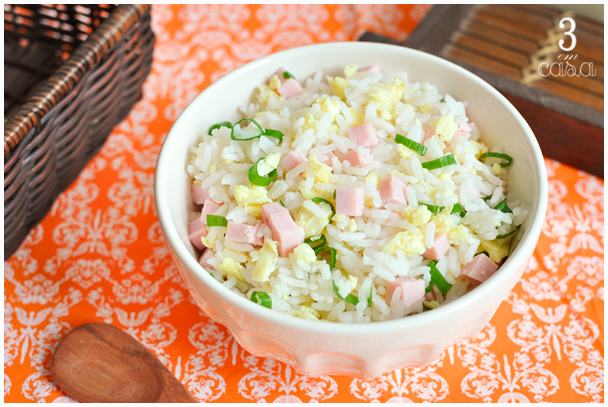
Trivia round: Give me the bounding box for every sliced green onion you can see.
[206,215,228,227]
[314,246,336,270]
[421,154,457,170]
[419,202,443,215]
[427,260,453,295]
[493,199,513,214]
[479,152,513,167]
[496,225,521,240]
[209,272,215,278]
[282,71,295,79]
[251,291,272,309]
[249,157,278,186]
[333,189,337,200]
[440,97,446,103]
[304,234,327,249]
[311,197,335,221]
[482,196,492,202]
[332,281,359,305]
[367,287,373,307]
[474,251,489,257]
[451,203,466,217]
[279,199,286,207]
[395,134,427,156]
[230,117,284,143]
[208,121,232,135]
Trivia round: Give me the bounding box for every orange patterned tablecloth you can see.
[4,4,604,403]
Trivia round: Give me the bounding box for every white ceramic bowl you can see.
[155,42,548,380]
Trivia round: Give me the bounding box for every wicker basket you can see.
[4,4,155,260]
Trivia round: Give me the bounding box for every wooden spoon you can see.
[50,322,198,403]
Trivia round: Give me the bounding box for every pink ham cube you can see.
[453,123,471,139]
[385,278,425,308]
[262,203,302,257]
[422,129,434,144]
[191,184,210,205]
[262,202,284,225]
[423,233,449,260]
[378,176,407,205]
[424,291,436,302]
[348,123,378,147]
[281,151,308,172]
[321,151,336,166]
[274,67,286,80]
[358,65,381,74]
[200,198,223,225]
[225,221,264,246]
[188,218,207,251]
[461,253,499,285]
[199,249,214,269]
[335,187,364,216]
[277,78,303,99]
[342,149,372,167]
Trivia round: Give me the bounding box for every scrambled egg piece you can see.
[397,144,414,159]
[288,306,320,321]
[301,113,318,131]
[269,75,281,90]
[364,171,379,188]
[492,163,502,175]
[468,140,489,159]
[257,152,281,177]
[447,225,470,243]
[293,243,316,263]
[434,114,459,142]
[256,84,284,106]
[348,275,358,290]
[346,219,357,233]
[368,77,406,121]
[480,238,510,263]
[327,76,349,100]
[419,103,433,113]
[383,228,426,256]
[252,238,278,282]
[349,106,365,127]
[234,184,272,218]
[431,210,455,234]
[403,205,432,226]
[219,257,246,283]
[438,171,453,182]
[423,300,439,309]
[299,186,315,200]
[308,154,332,183]
[296,203,332,239]
[333,214,347,223]
[344,65,358,78]
[314,96,340,123]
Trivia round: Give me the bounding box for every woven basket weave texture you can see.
[4,4,155,260]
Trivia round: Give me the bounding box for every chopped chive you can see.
[314,245,336,270]
[249,157,278,186]
[474,251,489,257]
[419,202,443,215]
[496,225,521,239]
[206,215,228,227]
[332,281,359,305]
[231,117,284,143]
[451,203,466,217]
[479,152,513,167]
[304,234,327,249]
[311,197,335,221]
[251,291,272,309]
[421,154,457,170]
[282,71,295,79]
[279,199,286,207]
[493,199,513,214]
[440,97,446,103]
[208,121,232,135]
[427,260,453,295]
[395,133,427,156]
